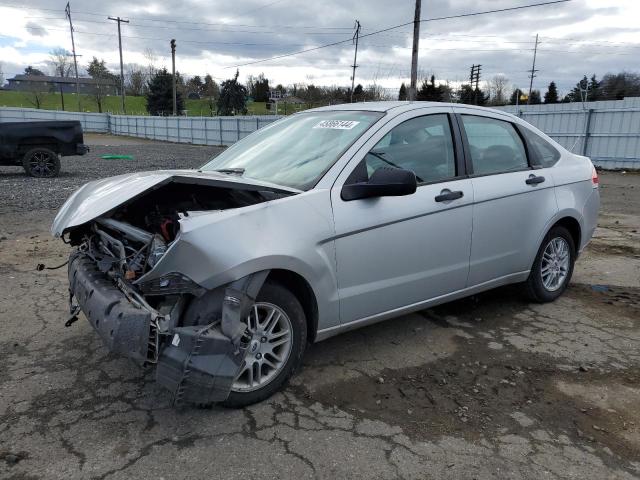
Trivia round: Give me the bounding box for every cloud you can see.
[2,0,639,95]
[25,22,46,37]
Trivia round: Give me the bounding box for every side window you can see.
[462,115,528,175]
[347,114,456,185]
[520,127,560,168]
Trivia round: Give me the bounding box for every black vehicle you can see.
[0,121,89,178]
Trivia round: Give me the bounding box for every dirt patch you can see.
[587,241,640,258]
[303,334,640,463]
[571,284,640,316]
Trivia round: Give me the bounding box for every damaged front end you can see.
[58,172,297,405]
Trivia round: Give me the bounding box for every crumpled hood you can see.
[51,169,300,237]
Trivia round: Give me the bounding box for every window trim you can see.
[455,113,535,178]
[344,112,466,189]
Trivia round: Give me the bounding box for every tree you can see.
[588,74,601,101]
[186,75,204,97]
[0,62,4,87]
[459,84,487,105]
[398,83,407,101]
[86,57,117,113]
[143,48,157,79]
[352,84,364,102]
[24,66,45,76]
[489,74,509,105]
[417,75,443,102]
[600,72,640,100]
[48,48,73,77]
[203,74,220,115]
[543,81,559,104]
[125,64,146,96]
[529,89,542,105]
[564,75,589,103]
[146,68,184,115]
[509,88,525,105]
[217,70,247,115]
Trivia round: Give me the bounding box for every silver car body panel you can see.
[53,101,600,345]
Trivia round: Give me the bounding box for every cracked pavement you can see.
[1,138,639,479]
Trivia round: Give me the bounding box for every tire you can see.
[524,225,576,303]
[22,148,61,178]
[222,281,307,408]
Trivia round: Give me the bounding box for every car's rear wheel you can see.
[524,225,576,302]
[222,281,307,408]
[23,147,61,178]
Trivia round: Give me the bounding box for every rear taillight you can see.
[591,166,599,188]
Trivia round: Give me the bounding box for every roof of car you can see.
[308,101,517,119]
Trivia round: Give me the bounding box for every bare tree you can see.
[0,61,4,87]
[24,82,47,109]
[489,74,510,106]
[49,48,73,77]
[125,64,146,96]
[143,48,157,79]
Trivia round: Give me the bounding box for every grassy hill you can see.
[0,90,303,116]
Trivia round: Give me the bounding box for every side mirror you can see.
[341,166,417,201]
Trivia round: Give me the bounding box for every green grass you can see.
[0,90,309,116]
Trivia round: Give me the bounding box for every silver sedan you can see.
[52,102,600,407]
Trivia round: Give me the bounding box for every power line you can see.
[350,20,361,103]
[225,0,573,68]
[108,15,129,113]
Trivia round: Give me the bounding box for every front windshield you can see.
[201,111,384,190]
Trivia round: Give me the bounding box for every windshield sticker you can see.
[313,120,360,130]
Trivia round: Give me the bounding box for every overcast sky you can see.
[1,0,638,96]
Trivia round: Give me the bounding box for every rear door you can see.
[455,109,558,286]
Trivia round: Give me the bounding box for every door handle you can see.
[435,190,464,202]
[526,175,545,185]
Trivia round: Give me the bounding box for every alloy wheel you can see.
[541,237,570,292]
[28,151,56,177]
[231,302,293,393]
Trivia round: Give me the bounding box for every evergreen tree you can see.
[352,84,364,102]
[509,88,524,105]
[459,84,487,105]
[529,90,542,105]
[398,83,407,100]
[217,70,247,115]
[565,75,589,102]
[588,74,601,101]
[543,81,559,104]
[186,75,204,97]
[417,75,443,102]
[146,68,184,115]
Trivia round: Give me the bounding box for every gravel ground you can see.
[1,137,640,479]
[0,134,224,213]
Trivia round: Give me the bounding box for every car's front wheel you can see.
[222,281,307,408]
[524,225,576,302]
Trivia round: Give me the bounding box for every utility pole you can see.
[469,64,482,105]
[108,16,129,114]
[408,0,422,101]
[64,2,80,110]
[527,33,539,105]
[349,20,361,103]
[170,39,177,116]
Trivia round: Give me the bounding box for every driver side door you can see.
[331,110,474,325]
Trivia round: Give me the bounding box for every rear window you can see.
[521,127,560,168]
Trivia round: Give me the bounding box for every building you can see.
[5,75,119,95]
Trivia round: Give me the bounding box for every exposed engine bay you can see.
[62,177,293,406]
[68,181,284,282]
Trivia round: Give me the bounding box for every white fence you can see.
[0,107,282,146]
[2,100,640,168]
[497,97,640,169]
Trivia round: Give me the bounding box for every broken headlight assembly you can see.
[138,272,205,296]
